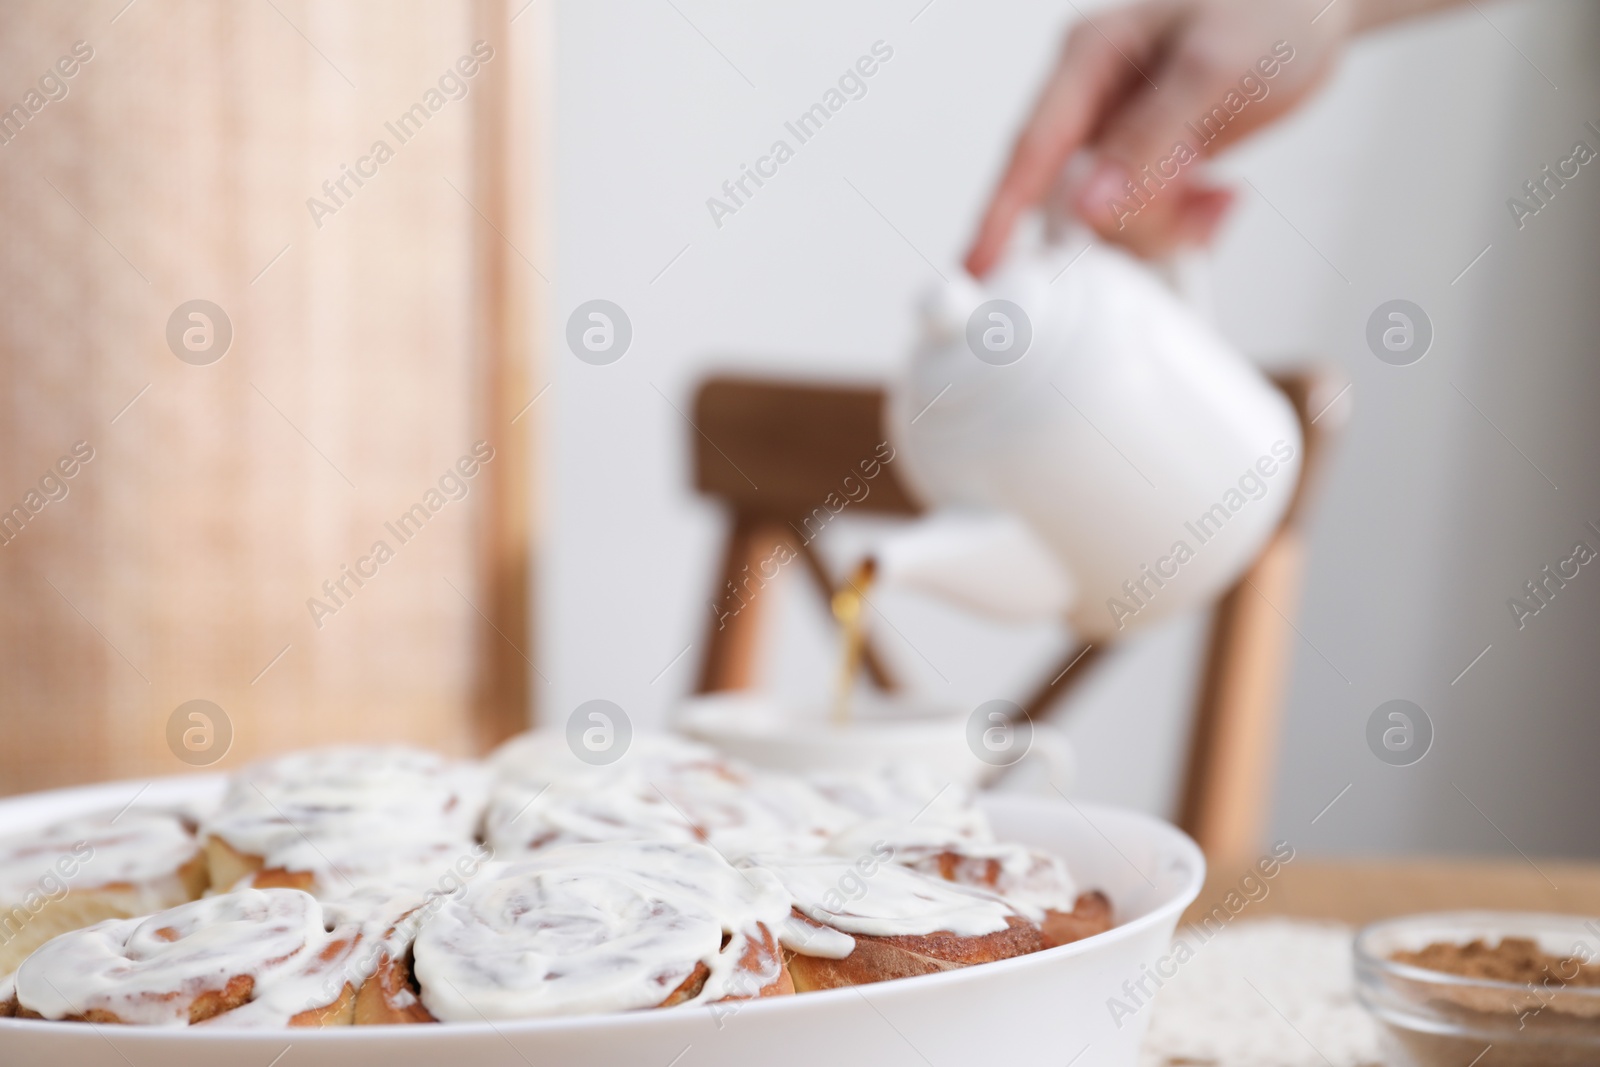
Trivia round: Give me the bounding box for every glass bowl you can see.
[1355,911,1600,1067]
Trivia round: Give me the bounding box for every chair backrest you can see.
[691,378,921,520]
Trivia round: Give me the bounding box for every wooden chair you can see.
[690,371,1339,864]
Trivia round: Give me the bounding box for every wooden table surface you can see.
[1183,856,1600,927]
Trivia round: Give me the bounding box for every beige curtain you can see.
[0,0,542,793]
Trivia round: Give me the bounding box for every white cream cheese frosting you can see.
[14,888,354,1026]
[202,745,489,892]
[489,730,719,789]
[746,852,1023,951]
[900,844,1079,920]
[0,809,200,909]
[810,764,993,857]
[413,841,791,1020]
[486,761,857,862]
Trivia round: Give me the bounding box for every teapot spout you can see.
[868,510,1075,623]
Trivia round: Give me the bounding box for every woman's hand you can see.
[964,0,1357,272]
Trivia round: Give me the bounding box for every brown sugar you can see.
[1392,938,1600,988]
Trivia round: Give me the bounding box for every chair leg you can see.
[1177,530,1305,863]
[1018,643,1103,723]
[1177,369,1333,863]
[696,516,783,693]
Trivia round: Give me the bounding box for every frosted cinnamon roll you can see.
[484,773,685,856]
[813,768,1001,881]
[487,761,854,862]
[312,841,495,1025]
[0,809,207,980]
[901,845,1111,948]
[12,888,361,1027]
[809,764,992,851]
[217,836,479,902]
[488,730,857,860]
[484,733,721,854]
[489,730,720,789]
[812,766,1113,948]
[315,888,437,1025]
[412,841,792,1020]
[202,746,488,893]
[748,852,1044,991]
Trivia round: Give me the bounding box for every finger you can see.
[964,6,1175,278]
[1067,36,1242,243]
[1079,178,1234,259]
[964,31,1122,277]
[1170,184,1234,246]
[1096,45,1240,179]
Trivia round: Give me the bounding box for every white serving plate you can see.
[0,774,1203,1067]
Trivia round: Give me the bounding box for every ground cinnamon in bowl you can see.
[1355,915,1600,1067]
[1392,938,1600,990]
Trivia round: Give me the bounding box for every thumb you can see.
[1071,50,1237,238]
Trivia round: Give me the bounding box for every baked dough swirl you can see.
[12,888,358,1026]
[748,852,1045,991]
[0,809,208,980]
[202,746,488,894]
[413,841,792,1020]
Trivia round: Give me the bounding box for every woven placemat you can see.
[1137,918,1389,1067]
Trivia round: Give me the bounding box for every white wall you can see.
[544,0,1600,856]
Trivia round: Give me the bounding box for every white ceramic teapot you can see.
[884,224,1302,640]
